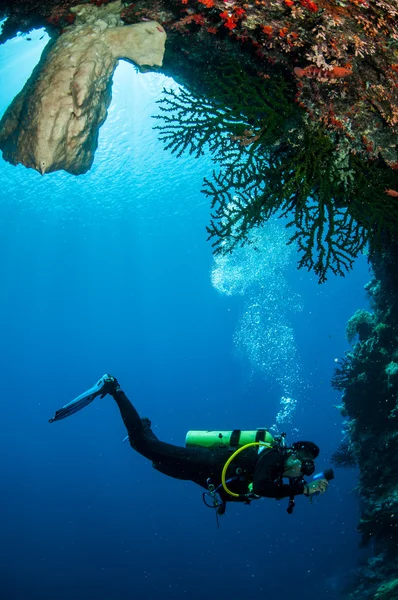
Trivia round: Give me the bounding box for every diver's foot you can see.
[99,374,121,397]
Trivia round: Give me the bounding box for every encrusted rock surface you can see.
[0,1,166,174]
[332,244,398,600]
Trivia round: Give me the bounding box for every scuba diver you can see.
[49,374,331,523]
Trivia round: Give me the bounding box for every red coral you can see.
[261,25,273,36]
[198,0,215,7]
[234,7,246,17]
[192,14,205,24]
[224,18,237,29]
[299,0,319,11]
[46,6,75,28]
[220,11,238,29]
[64,13,75,25]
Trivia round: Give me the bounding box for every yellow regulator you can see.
[185,428,274,449]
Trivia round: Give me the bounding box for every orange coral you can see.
[198,0,215,7]
[261,25,273,35]
[172,14,205,28]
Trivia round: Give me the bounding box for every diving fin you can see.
[49,374,112,423]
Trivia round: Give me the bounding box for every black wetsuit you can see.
[112,388,306,504]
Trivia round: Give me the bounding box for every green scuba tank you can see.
[185,429,274,449]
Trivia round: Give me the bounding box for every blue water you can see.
[0,30,371,600]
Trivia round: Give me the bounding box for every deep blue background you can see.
[0,29,371,600]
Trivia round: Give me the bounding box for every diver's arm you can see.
[252,452,305,498]
[253,477,305,499]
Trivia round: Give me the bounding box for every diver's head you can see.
[283,441,320,478]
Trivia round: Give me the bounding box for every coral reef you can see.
[374,579,398,600]
[120,0,398,167]
[346,309,375,345]
[1,0,397,167]
[332,243,398,599]
[0,1,166,174]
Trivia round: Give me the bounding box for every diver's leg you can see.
[110,387,146,440]
[110,385,218,481]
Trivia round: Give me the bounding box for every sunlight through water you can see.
[0,32,211,224]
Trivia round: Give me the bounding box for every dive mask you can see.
[300,459,315,476]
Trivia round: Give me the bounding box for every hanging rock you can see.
[0,0,166,175]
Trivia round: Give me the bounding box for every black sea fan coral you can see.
[154,61,398,283]
[331,355,354,391]
[331,438,357,469]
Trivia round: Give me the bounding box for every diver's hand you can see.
[304,479,329,496]
[99,374,120,397]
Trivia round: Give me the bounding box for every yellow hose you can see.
[221,441,273,498]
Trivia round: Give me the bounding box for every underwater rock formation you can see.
[332,244,398,599]
[0,1,166,175]
[0,0,397,281]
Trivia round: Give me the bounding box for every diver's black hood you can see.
[291,441,320,459]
